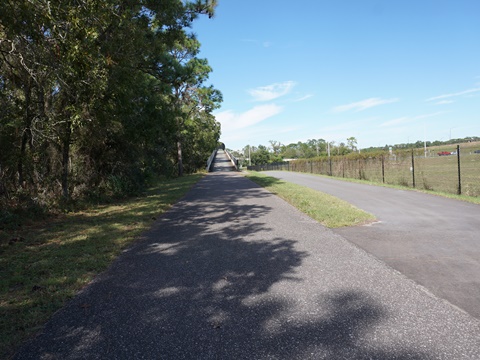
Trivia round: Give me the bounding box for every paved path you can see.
[212,149,236,172]
[263,171,480,319]
[15,171,480,359]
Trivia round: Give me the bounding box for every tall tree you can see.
[347,136,358,152]
[168,35,221,176]
[0,0,221,208]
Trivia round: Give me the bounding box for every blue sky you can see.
[192,1,480,151]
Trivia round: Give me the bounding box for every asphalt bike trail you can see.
[14,171,480,359]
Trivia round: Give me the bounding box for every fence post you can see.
[310,161,313,173]
[329,158,333,176]
[411,149,415,188]
[381,155,385,183]
[457,145,461,195]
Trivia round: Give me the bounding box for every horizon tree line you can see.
[230,136,479,166]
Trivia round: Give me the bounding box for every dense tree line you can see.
[0,0,221,214]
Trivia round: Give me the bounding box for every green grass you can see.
[0,173,203,359]
[245,172,375,228]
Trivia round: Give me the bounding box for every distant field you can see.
[428,140,480,153]
[258,142,480,197]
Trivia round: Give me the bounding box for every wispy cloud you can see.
[215,104,283,132]
[293,94,314,102]
[380,117,409,127]
[220,125,301,148]
[426,88,480,102]
[248,81,296,102]
[332,97,399,113]
[380,112,444,127]
[435,100,454,105]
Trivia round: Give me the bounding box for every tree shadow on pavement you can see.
[14,173,432,359]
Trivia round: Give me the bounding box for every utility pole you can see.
[248,145,251,166]
[424,124,427,158]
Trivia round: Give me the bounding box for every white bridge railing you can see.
[225,149,239,171]
[206,149,218,172]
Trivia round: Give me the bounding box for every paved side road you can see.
[263,171,480,320]
[15,172,480,359]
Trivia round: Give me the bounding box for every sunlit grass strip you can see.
[0,173,204,359]
[245,172,375,228]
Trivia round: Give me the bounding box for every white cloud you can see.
[426,88,480,102]
[293,94,314,102]
[332,97,399,113]
[380,117,409,127]
[215,104,283,132]
[435,100,454,105]
[222,125,301,147]
[248,81,296,102]
[380,112,444,127]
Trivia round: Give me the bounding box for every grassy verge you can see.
[0,173,203,359]
[245,172,375,228]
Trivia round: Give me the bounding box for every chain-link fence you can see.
[247,145,480,197]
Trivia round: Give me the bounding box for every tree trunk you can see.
[177,137,183,177]
[18,83,32,187]
[61,120,72,200]
[18,130,28,187]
